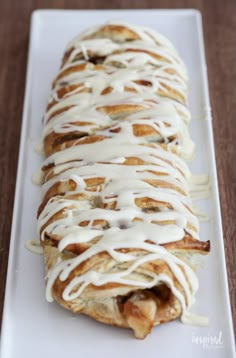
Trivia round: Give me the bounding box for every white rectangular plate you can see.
[0,9,235,358]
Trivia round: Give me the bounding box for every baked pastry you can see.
[36,21,210,339]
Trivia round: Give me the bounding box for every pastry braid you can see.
[35,21,210,339]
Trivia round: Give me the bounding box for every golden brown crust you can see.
[81,24,141,43]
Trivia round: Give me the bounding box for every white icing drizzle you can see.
[35,21,210,329]
[53,65,187,100]
[55,62,186,87]
[45,223,198,307]
[189,174,211,200]
[34,139,45,155]
[66,39,120,63]
[43,101,193,159]
[73,20,177,50]
[32,170,44,185]
[42,137,191,176]
[25,239,43,255]
[106,41,186,75]
[67,20,187,72]
[38,204,199,241]
[181,311,209,326]
[44,92,190,126]
[193,209,209,222]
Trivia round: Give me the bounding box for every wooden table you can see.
[0,0,235,336]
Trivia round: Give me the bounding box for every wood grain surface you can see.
[0,0,235,337]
